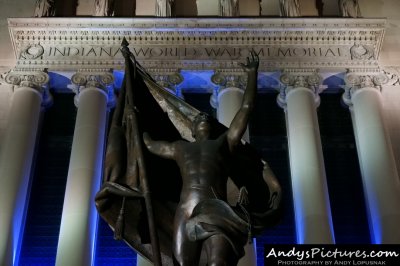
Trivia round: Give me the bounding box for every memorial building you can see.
[0,0,400,265]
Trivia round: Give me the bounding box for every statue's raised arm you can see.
[227,51,259,151]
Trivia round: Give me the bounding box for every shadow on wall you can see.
[55,0,78,16]
[115,0,136,17]
[174,0,198,17]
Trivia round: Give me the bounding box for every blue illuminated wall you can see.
[19,93,76,265]
[318,93,370,244]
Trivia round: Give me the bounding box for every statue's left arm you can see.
[143,132,177,160]
[226,52,259,151]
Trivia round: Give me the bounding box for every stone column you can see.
[55,72,114,266]
[342,73,400,243]
[211,72,256,266]
[0,71,51,265]
[277,72,335,244]
[211,73,249,141]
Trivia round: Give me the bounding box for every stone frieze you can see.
[8,17,386,72]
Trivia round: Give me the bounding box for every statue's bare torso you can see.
[144,52,259,266]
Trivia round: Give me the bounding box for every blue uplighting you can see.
[180,70,215,91]
[49,72,73,92]
[323,73,345,92]
[113,70,125,89]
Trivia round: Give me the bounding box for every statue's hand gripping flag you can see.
[95,39,281,265]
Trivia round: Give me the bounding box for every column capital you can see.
[210,71,247,108]
[4,69,53,107]
[5,69,49,89]
[154,72,184,98]
[277,72,323,108]
[211,71,247,89]
[342,73,388,106]
[70,70,115,107]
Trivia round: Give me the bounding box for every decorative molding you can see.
[211,72,227,87]
[211,72,247,89]
[154,72,184,96]
[8,17,386,72]
[4,70,49,89]
[0,70,12,85]
[70,71,115,107]
[350,44,375,60]
[210,71,247,108]
[9,17,386,30]
[280,71,322,88]
[344,73,388,88]
[277,72,323,108]
[71,72,114,88]
[342,73,389,106]
[4,69,53,106]
[382,67,400,86]
[20,44,45,60]
[168,72,184,86]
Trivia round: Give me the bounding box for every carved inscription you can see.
[9,18,386,70]
[27,45,349,61]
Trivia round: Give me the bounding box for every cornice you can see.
[8,17,386,29]
[8,17,386,72]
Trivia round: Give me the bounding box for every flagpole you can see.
[121,38,162,266]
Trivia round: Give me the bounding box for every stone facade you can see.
[1,1,400,265]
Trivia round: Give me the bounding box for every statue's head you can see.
[192,112,212,140]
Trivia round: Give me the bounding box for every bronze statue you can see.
[143,52,259,265]
[95,40,281,266]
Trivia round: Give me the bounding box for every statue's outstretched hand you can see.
[239,51,259,73]
[143,132,152,149]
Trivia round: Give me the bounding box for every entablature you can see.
[8,17,385,74]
